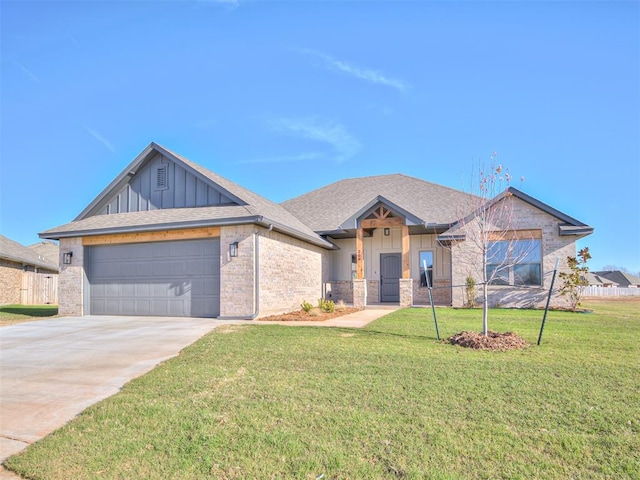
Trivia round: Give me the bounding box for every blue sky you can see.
[1,0,639,273]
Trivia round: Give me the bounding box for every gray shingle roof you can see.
[281,173,477,233]
[0,235,59,271]
[593,270,640,287]
[41,143,332,249]
[28,241,59,265]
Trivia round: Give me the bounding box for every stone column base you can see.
[353,279,367,309]
[399,278,413,308]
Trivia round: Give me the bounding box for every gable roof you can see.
[28,241,59,265]
[593,270,640,287]
[40,143,332,249]
[585,272,619,287]
[0,235,59,271]
[503,188,593,236]
[438,186,594,242]
[281,174,477,233]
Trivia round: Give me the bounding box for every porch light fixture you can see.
[384,228,390,236]
[62,252,73,264]
[229,242,239,258]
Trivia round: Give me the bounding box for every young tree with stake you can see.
[443,154,538,335]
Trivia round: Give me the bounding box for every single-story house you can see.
[585,272,619,288]
[40,142,593,318]
[0,235,59,305]
[592,270,640,288]
[28,241,60,266]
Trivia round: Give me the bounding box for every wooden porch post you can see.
[356,227,364,279]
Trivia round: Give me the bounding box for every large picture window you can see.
[486,238,542,286]
[419,251,434,287]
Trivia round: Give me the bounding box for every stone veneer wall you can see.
[219,225,256,318]
[0,260,23,304]
[450,196,580,308]
[412,279,452,306]
[325,280,354,304]
[399,279,413,307]
[258,229,327,317]
[367,280,380,304]
[219,225,328,318]
[57,237,84,315]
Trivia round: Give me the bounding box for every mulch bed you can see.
[447,330,530,351]
[257,308,362,322]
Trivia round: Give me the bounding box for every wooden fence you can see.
[583,286,640,297]
[20,271,58,305]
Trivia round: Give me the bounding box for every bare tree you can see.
[443,155,538,335]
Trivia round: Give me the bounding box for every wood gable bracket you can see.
[355,203,410,281]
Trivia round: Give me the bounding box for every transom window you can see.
[419,251,434,287]
[486,237,542,286]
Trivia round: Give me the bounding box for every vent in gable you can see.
[155,165,168,190]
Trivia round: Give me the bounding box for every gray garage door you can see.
[88,239,220,317]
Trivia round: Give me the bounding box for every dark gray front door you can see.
[88,238,220,317]
[380,253,401,302]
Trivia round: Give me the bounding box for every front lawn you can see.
[5,300,639,479]
[0,304,58,326]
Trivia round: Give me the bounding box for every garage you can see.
[88,238,220,317]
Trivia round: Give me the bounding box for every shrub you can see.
[559,247,591,311]
[335,300,346,311]
[301,300,313,313]
[318,298,335,313]
[464,276,478,308]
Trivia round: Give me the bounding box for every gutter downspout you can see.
[218,224,273,320]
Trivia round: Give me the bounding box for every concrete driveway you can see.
[0,315,242,464]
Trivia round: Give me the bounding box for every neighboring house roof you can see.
[584,272,619,287]
[281,174,477,234]
[40,143,333,249]
[593,270,640,287]
[0,234,59,271]
[28,241,59,265]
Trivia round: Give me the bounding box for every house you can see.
[28,241,60,266]
[585,272,619,288]
[592,271,640,288]
[0,235,59,305]
[39,143,593,318]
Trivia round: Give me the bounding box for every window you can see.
[486,238,542,286]
[419,251,434,287]
[351,254,357,280]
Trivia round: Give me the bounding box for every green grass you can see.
[5,299,639,479]
[0,304,58,325]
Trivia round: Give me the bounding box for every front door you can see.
[380,253,401,302]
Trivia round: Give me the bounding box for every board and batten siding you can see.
[99,153,236,215]
[328,229,451,282]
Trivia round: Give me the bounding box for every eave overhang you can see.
[338,195,425,230]
[558,224,594,236]
[40,215,335,250]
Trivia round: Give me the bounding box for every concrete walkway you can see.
[255,305,400,328]
[0,306,397,478]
